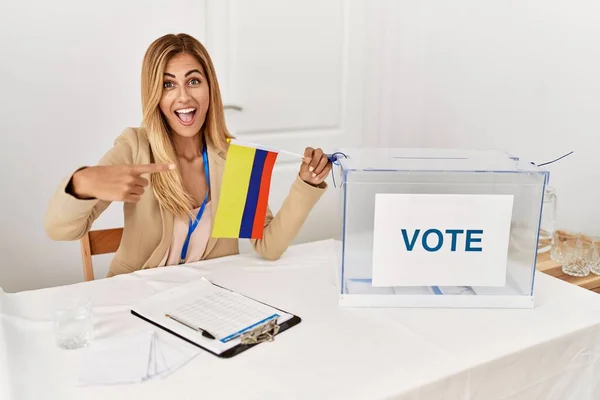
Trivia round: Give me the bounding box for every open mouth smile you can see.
[174,107,197,126]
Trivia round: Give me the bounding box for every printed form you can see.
[131,278,292,354]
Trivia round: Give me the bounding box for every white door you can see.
[205,0,369,246]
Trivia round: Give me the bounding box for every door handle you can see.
[224,104,243,111]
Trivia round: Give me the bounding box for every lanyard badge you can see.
[180,145,210,264]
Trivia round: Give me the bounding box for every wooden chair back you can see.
[80,228,123,281]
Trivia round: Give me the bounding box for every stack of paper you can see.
[77,330,199,386]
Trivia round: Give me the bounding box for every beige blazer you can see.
[44,127,326,277]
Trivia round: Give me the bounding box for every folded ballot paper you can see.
[77,330,200,385]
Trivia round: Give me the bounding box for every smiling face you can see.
[159,52,210,139]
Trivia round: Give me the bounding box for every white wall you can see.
[376,0,600,236]
[0,0,371,293]
[0,0,208,292]
[3,0,598,292]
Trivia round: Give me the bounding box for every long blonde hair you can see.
[141,33,232,217]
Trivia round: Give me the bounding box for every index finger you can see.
[130,163,176,175]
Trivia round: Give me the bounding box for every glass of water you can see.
[53,296,93,349]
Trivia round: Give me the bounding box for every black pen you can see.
[165,314,216,340]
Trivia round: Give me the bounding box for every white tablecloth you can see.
[2,240,600,400]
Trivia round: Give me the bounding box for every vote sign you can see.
[372,193,514,287]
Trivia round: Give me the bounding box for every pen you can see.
[165,314,216,340]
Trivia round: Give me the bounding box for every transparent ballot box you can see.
[333,148,549,308]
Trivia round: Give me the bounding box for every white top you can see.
[159,202,213,267]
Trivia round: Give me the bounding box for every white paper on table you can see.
[345,279,395,295]
[77,330,201,386]
[154,335,200,379]
[438,286,476,295]
[77,331,154,386]
[392,286,435,295]
[153,336,168,377]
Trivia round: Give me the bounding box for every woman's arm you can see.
[250,176,326,260]
[250,147,331,260]
[43,128,140,241]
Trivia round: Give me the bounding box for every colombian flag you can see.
[212,140,278,239]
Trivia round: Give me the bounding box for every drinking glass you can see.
[53,295,93,349]
[561,238,591,277]
[552,230,579,263]
[589,238,600,275]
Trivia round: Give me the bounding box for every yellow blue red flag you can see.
[212,139,278,239]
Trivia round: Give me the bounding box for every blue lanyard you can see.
[179,144,210,264]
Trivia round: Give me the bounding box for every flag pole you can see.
[226,138,306,160]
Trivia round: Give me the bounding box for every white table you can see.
[3,239,600,400]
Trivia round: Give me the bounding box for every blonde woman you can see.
[44,33,331,277]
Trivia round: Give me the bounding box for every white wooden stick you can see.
[227,138,306,160]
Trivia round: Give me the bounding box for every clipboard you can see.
[130,279,302,359]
